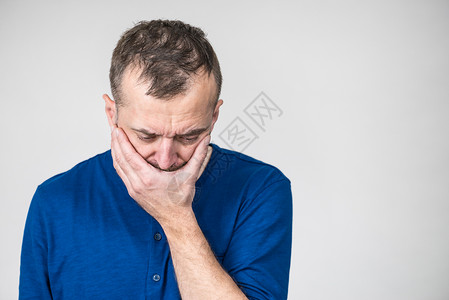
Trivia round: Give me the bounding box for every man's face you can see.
[104,67,222,172]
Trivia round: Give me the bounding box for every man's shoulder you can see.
[209,144,290,184]
[37,150,111,194]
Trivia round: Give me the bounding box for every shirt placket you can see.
[146,217,168,299]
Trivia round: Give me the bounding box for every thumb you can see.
[183,134,211,181]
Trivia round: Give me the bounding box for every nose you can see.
[154,138,177,170]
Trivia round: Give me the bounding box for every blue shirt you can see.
[20,144,292,299]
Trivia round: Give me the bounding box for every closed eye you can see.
[176,135,199,144]
[137,135,157,142]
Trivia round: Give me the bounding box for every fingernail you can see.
[114,127,119,137]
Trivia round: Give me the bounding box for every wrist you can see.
[159,208,199,241]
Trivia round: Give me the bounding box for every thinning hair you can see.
[109,20,222,107]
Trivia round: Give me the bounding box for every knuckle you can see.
[142,176,152,187]
[131,161,142,172]
[128,183,140,197]
[128,189,138,199]
[114,154,123,165]
[123,151,134,163]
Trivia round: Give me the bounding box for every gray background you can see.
[1,0,448,299]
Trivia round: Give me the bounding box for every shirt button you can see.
[154,232,162,241]
[153,274,161,282]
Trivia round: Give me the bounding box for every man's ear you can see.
[209,99,223,133]
[103,94,117,130]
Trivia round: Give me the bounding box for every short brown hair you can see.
[109,20,222,106]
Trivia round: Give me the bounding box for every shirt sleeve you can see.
[19,187,53,299]
[222,177,293,300]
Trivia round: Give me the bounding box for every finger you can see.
[111,127,145,186]
[115,127,149,172]
[182,134,211,180]
[110,126,133,187]
[110,124,119,162]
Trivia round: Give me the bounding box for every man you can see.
[20,20,292,299]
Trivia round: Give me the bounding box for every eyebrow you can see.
[178,127,209,137]
[131,127,209,137]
